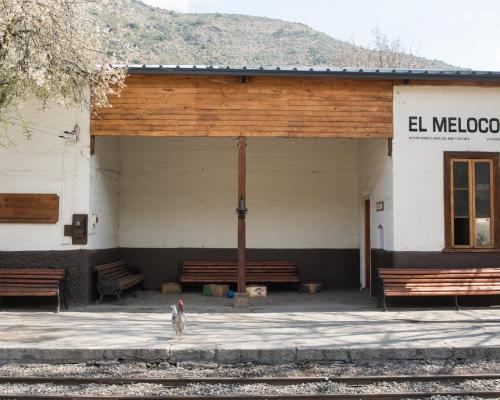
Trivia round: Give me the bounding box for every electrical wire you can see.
[4,119,63,137]
[4,119,72,139]
[4,114,68,133]
[4,113,80,139]
[4,117,64,134]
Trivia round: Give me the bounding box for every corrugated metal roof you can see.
[122,64,500,81]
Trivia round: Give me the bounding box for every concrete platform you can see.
[2,290,500,364]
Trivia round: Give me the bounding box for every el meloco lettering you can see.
[409,116,500,133]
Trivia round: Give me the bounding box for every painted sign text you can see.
[409,116,500,134]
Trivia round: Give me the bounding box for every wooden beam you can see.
[237,136,247,293]
[91,75,394,138]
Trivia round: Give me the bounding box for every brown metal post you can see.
[237,136,247,293]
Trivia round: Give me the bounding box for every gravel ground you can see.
[0,380,498,397]
[0,360,499,398]
[1,359,500,378]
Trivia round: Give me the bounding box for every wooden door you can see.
[364,199,371,289]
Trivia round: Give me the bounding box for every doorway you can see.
[364,199,371,289]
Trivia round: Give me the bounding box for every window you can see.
[444,152,499,250]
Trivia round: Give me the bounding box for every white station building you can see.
[0,66,499,305]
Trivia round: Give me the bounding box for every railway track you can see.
[0,373,499,399]
[2,394,500,400]
[1,373,500,385]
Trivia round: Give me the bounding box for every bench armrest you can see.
[97,277,121,292]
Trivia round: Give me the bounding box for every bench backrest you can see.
[182,261,297,274]
[181,261,298,283]
[379,267,500,281]
[0,268,65,288]
[94,260,129,280]
[379,267,500,295]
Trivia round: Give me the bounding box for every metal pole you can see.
[237,136,247,293]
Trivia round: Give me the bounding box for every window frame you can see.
[444,152,500,251]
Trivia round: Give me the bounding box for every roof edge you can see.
[121,65,500,81]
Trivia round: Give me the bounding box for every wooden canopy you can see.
[91,74,393,139]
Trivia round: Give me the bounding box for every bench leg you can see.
[377,290,388,311]
[56,291,61,313]
[116,292,125,305]
[454,296,461,311]
[130,289,138,298]
[2,298,10,308]
[95,293,104,305]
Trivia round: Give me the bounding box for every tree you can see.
[0,0,126,145]
[337,26,428,69]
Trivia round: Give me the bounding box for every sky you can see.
[140,0,500,70]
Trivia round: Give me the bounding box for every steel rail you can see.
[0,373,500,386]
[1,374,500,400]
[1,391,500,399]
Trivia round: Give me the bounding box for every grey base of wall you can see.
[372,250,500,267]
[3,248,500,306]
[120,248,360,291]
[0,248,359,305]
[0,249,120,306]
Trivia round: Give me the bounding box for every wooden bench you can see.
[180,261,299,285]
[94,260,144,304]
[0,268,66,312]
[378,267,500,311]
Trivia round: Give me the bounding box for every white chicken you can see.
[171,299,187,340]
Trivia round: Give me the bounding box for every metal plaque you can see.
[0,194,59,224]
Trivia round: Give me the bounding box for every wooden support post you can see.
[90,135,96,155]
[234,136,249,307]
[237,136,247,294]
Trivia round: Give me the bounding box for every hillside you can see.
[92,0,452,69]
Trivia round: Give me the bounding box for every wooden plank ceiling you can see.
[91,74,393,138]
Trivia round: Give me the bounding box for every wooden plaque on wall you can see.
[0,194,59,224]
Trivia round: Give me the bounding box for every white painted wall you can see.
[119,137,237,248]
[393,85,500,251]
[6,85,499,258]
[88,137,120,249]
[358,139,394,251]
[118,137,360,249]
[0,100,91,251]
[247,138,359,249]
